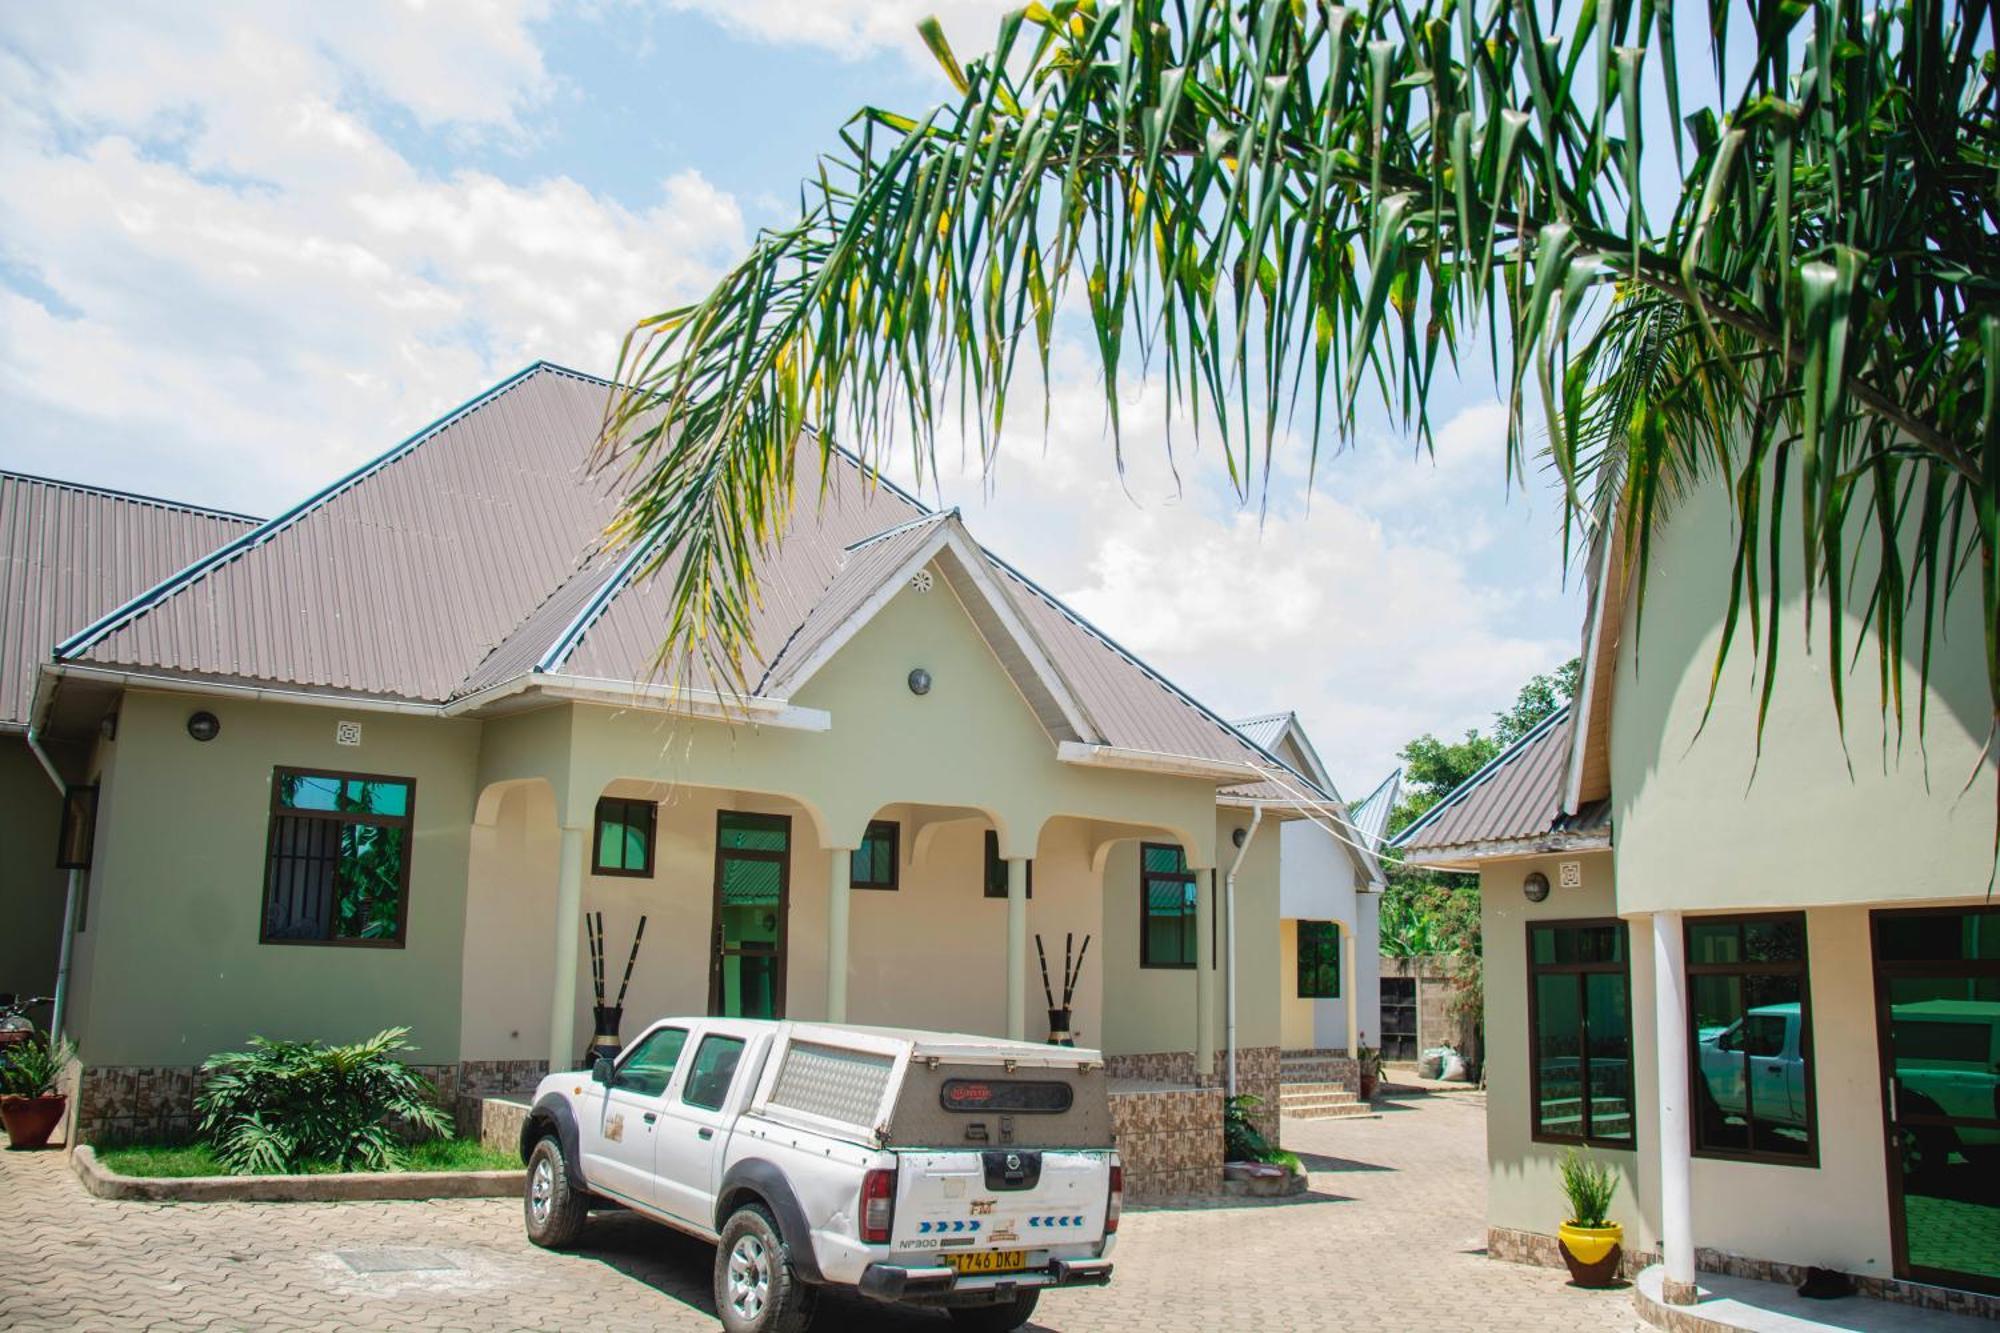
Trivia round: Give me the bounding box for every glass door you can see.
[1872,907,2000,1294]
[710,811,790,1019]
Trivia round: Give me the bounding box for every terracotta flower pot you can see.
[1557,1221,1623,1287]
[0,1094,67,1150]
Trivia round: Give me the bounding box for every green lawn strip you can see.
[97,1138,518,1178]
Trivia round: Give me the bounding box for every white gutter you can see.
[1223,806,1264,1099]
[23,721,81,1048]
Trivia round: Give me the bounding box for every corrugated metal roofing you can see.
[756,512,951,691]
[1390,705,1601,854]
[1231,712,1291,751]
[0,472,257,729]
[54,362,1281,777]
[1346,768,1402,849]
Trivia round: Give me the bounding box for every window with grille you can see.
[1298,920,1341,998]
[261,768,414,946]
[1140,843,1197,969]
[594,797,657,877]
[851,820,898,890]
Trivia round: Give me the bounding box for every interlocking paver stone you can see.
[0,1088,1643,1330]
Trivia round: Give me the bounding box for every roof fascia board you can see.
[1056,739,1253,783]
[931,531,1100,743]
[1563,528,1619,816]
[55,361,552,661]
[526,674,830,732]
[1388,702,1572,849]
[1271,715,1337,793]
[41,662,443,717]
[1400,827,1612,870]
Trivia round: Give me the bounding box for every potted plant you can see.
[1355,1041,1382,1101]
[1,1035,75,1150]
[1557,1148,1623,1287]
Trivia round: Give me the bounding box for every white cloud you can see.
[661,0,1016,64]
[0,2,744,509]
[881,358,1579,791]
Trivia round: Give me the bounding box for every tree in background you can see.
[1379,658,1580,1073]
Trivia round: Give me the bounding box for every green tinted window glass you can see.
[1298,921,1340,998]
[1688,914,1813,1160]
[278,772,411,817]
[852,820,897,889]
[721,857,782,908]
[718,813,789,852]
[1583,972,1635,1144]
[613,1026,688,1097]
[1689,921,1742,965]
[264,768,415,946]
[1532,973,1583,1138]
[593,798,654,875]
[982,830,1032,899]
[683,1035,748,1111]
[1141,845,1197,968]
[331,823,407,941]
[1528,921,1633,1145]
[1142,844,1187,874]
[1880,910,2000,963]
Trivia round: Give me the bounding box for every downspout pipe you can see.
[1223,806,1264,1099]
[24,721,81,1046]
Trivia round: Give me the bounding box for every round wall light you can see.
[1231,827,1248,848]
[907,667,932,696]
[1522,870,1551,903]
[186,710,221,743]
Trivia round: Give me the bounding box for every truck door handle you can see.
[698,1127,715,1140]
[643,1112,658,1125]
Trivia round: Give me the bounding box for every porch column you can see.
[1006,857,1029,1040]
[548,824,587,1072]
[827,848,852,1023]
[1195,868,1216,1078]
[1651,910,1698,1303]
[1342,923,1359,1054]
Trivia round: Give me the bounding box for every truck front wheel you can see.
[949,1291,1041,1332]
[523,1137,589,1249]
[715,1203,818,1333]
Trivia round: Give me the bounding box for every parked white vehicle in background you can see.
[518,1018,1120,1333]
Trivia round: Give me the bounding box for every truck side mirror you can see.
[592,1057,614,1085]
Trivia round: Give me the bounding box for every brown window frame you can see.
[1139,842,1199,970]
[852,819,899,891]
[1525,917,1634,1148]
[709,810,791,1019]
[981,829,1032,899]
[593,796,658,878]
[259,766,416,949]
[1685,911,1819,1168]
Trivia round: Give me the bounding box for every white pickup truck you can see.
[518,1017,1120,1333]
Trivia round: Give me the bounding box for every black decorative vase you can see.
[584,1004,625,1067]
[1046,1008,1073,1047]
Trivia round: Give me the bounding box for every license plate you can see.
[944,1250,1029,1275]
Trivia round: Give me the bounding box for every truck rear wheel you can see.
[948,1291,1040,1332]
[523,1137,589,1249]
[715,1203,818,1333]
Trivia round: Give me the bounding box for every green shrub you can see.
[1559,1148,1619,1227]
[194,1027,451,1175]
[0,1035,74,1099]
[1223,1094,1302,1174]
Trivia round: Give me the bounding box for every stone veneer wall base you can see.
[1490,1227,2000,1323]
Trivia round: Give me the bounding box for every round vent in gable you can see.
[910,568,935,593]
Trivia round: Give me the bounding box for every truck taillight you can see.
[861,1168,896,1244]
[1106,1161,1123,1234]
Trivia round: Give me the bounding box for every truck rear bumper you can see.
[858,1257,1114,1304]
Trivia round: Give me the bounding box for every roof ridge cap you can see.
[55,362,552,661]
[1,469,261,524]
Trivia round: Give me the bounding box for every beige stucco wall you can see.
[1480,850,1647,1241]
[1610,474,1996,915]
[0,738,66,1001]
[74,690,480,1067]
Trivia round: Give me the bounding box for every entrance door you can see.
[1871,906,2000,1294]
[710,811,790,1019]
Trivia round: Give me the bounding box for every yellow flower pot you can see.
[1557,1221,1623,1287]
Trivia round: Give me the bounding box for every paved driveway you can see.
[0,1088,1644,1331]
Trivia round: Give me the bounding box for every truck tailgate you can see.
[890,1150,1110,1253]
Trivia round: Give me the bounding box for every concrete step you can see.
[1278,1081,1356,1098]
[1279,1091,1363,1110]
[1282,1100,1377,1120]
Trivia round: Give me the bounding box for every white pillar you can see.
[1342,923,1359,1055]
[827,848,853,1023]
[549,825,587,1072]
[1005,857,1029,1040]
[1195,869,1216,1079]
[1651,910,1698,1303]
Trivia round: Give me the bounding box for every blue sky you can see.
[0,1,1585,792]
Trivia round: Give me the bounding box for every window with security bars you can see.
[981,829,1031,899]
[1298,920,1341,998]
[261,768,414,946]
[851,820,898,890]
[1140,843,1197,968]
[594,797,656,877]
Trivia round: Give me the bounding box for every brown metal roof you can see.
[55,363,1278,776]
[0,472,256,730]
[1390,704,1609,857]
